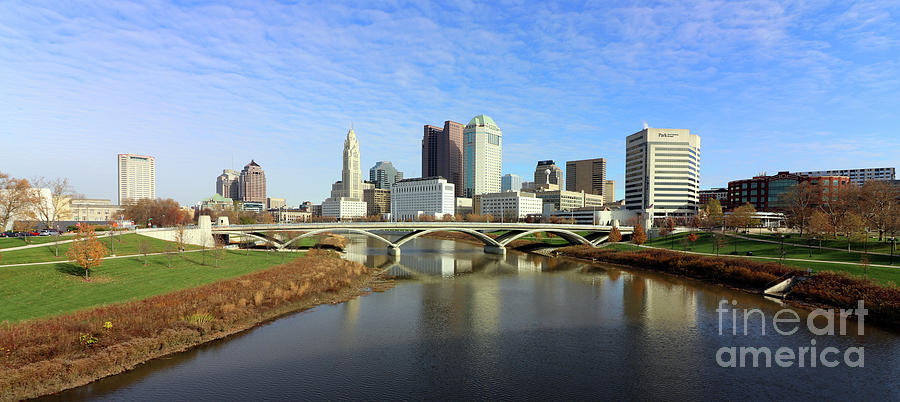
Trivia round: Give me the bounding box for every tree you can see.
[841,212,866,252]
[665,217,676,236]
[631,223,647,245]
[808,210,833,238]
[857,181,898,241]
[702,198,724,230]
[175,224,187,257]
[819,184,857,238]
[28,177,75,231]
[66,225,108,280]
[213,237,225,268]
[781,182,817,236]
[608,226,622,243]
[123,198,187,227]
[726,203,756,231]
[0,173,36,231]
[138,239,152,266]
[686,232,699,250]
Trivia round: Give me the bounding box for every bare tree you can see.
[213,236,225,268]
[138,239,152,266]
[29,177,74,231]
[781,182,816,236]
[174,224,186,257]
[857,181,898,241]
[0,173,36,231]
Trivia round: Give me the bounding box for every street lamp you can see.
[890,237,896,265]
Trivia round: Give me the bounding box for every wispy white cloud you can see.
[0,0,897,203]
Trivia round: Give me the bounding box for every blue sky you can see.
[1,0,898,206]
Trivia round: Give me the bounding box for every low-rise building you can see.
[390,177,455,221]
[699,188,728,206]
[70,199,122,222]
[363,188,391,216]
[455,197,473,216]
[272,208,312,223]
[546,207,639,226]
[474,191,543,220]
[199,194,234,211]
[727,171,850,211]
[241,201,265,213]
[322,198,367,219]
[535,189,604,212]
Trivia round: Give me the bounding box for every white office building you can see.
[463,115,502,197]
[390,177,455,221]
[322,198,367,219]
[475,191,543,220]
[117,154,156,205]
[625,127,701,218]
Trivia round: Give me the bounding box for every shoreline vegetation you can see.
[555,245,900,329]
[0,249,381,401]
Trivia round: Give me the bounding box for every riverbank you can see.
[0,250,379,400]
[556,245,900,329]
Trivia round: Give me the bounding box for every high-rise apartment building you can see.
[117,153,156,205]
[422,121,465,196]
[625,127,701,218]
[239,160,266,204]
[216,169,240,200]
[463,115,502,197]
[793,167,895,186]
[565,158,607,197]
[534,160,563,187]
[363,187,391,216]
[501,173,523,192]
[369,161,404,190]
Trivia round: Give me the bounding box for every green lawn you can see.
[0,235,74,249]
[744,233,896,254]
[642,232,900,285]
[0,249,303,322]
[0,233,197,265]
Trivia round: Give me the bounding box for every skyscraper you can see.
[463,115,502,197]
[342,127,362,201]
[421,120,465,196]
[534,160,563,186]
[625,127,701,218]
[369,161,403,189]
[501,173,523,192]
[565,158,607,196]
[239,160,266,203]
[216,169,240,200]
[117,153,156,205]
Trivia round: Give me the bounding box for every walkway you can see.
[721,231,894,257]
[633,243,900,270]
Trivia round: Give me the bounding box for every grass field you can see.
[744,233,896,254]
[0,249,303,322]
[641,232,900,285]
[0,233,197,265]
[0,235,74,249]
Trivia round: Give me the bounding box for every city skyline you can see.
[2,1,900,206]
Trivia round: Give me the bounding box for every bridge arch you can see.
[281,228,395,249]
[392,228,502,248]
[494,229,593,247]
[218,231,285,248]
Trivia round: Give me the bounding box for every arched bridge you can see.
[211,222,633,256]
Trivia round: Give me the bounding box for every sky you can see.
[1,0,899,206]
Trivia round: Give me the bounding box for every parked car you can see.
[39,229,60,236]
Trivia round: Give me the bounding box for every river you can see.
[48,235,900,400]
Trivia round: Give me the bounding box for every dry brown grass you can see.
[0,249,373,400]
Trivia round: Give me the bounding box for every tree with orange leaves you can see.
[631,223,647,245]
[66,225,108,280]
